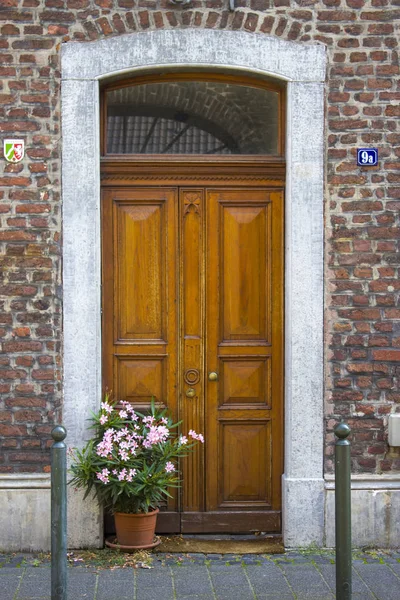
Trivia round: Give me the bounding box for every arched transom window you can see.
[103,75,284,156]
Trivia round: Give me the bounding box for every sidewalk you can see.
[1,550,400,600]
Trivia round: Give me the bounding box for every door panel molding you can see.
[180,511,281,534]
[180,187,205,514]
[101,158,285,187]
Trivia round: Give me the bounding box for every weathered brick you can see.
[3,341,42,352]
[372,350,400,362]
[0,0,398,478]
[14,410,42,422]
[0,424,27,436]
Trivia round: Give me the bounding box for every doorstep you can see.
[155,533,284,554]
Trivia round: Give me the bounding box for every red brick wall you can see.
[0,0,399,474]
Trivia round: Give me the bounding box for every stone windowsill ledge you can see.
[325,473,400,490]
[0,474,51,489]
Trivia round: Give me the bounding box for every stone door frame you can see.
[61,29,326,547]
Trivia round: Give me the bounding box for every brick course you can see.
[0,0,399,474]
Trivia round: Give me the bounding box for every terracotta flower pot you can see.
[114,508,159,547]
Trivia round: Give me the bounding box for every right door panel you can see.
[204,188,284,531]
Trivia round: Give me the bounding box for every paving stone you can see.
[240,556,263,565]
[67,569,97,599]
[176,596,215,600]
[256,595,295,600]
[391,553,400,561]
[388,562,400,577]
[210,569,249,587]
[353,563,400,600]
[0,568,25,576]
[136,570,170,588]
[208,563,239,572]
[2,555,30,568]
[17,569,51,598]
[382,555,400,565]
[17,597,50,600]
[135,587,175,600]
[173,567,214,596]
[0,574,23,600]
[136,566,174,599]
[275,563,334,599]
[211,580,253,598]
[306,554,335,564]
[246,563,293,597]
[96,569,134,600]
[214,590,255,600]
[316,563,376,599]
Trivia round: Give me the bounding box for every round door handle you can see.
[208,372,219,381]
[185,388,196,398]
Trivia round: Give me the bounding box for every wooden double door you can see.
[102,167,284,533]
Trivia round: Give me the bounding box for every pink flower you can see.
[99,414,108,425]
[118,468,127,481]
[119,410,128,419]
[101,402,113,414]
[126,468,136,482]
[122,402,136,415]
[146,425,169,445]
[118,448,129,461]
[179,435,188,445]
[159,424,169,435]
[165,461,175,473]
[143,415,155,426]
[96,431,113,457]
[188,430,205,443]
[96,468,110,484]
[161,417,168,425]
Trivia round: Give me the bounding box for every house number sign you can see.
[357,148,378,166]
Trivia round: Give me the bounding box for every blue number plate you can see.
[357,148,378,166]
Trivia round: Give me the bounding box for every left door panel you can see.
[102,187,179,528]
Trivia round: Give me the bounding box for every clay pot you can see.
[114,508,159,547]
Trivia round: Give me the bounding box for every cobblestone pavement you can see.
[1,550,400,600]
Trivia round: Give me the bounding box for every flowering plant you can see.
[69,395,204,514]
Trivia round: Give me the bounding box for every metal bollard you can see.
[334,421,352,600]
[51,425,67,600]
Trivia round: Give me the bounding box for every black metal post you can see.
[51,425,67,600]
[334,421,352,600]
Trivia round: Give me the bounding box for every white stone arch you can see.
[61,29,326,548]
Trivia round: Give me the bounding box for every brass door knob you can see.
[185,388,196,398]
[208,372,219,381]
